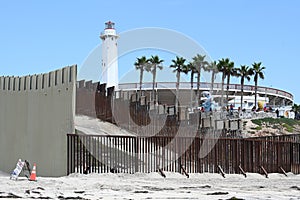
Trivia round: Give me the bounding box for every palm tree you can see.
[236,65,253,110]
[203,61,218,95]
[148,55,164,103]
[170,56,188,110]
[292,103,300,119]
[217,58,230,107]
[192,54,208,103]
[223,60,236,103]
[292,103,300,112]
[186,62,197,107]
[252,62,265,108]
[134,56,149,98]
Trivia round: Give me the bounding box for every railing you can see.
[67,134,300,175]
[118,82,293,101]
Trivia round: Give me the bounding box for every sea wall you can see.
[0,65,77,177]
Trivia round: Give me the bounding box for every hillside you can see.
[243,117,300,137]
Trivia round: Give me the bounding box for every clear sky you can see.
[0,1,299,102]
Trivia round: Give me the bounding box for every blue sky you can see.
[0,1,299,102]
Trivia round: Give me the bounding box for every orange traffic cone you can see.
[29,163,37,181]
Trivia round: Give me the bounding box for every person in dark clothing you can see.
[275,109,279,118]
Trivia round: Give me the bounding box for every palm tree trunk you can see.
[221,72,225,107]
[190,71,194,108]
[152,66,156,103]
[196,70,201,105]
[226,75,230,104]
[210,71,215,95]
[254,79,258,109]
[139,68,143,98]
[176,70,180,113]
[240,77,244,110]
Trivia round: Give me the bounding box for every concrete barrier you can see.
[0,65,77,177]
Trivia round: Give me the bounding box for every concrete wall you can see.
[0,65,77,177]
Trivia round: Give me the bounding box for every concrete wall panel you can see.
[0,65,76,177]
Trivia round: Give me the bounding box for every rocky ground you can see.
[242,118,300,138]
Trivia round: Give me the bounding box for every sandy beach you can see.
[1,171,300,199]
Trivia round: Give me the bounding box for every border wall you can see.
[67,134,300,175]
[0,65,77,177]
[76,80,99,118]
[94,84,242,138]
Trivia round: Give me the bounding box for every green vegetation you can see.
[252,62,265,108]
[252,117,300,133]
[236,65,254,110]
[255,126,262,131]
[134,54,266,110]
[283,123,294,133]
[252,117,300,126]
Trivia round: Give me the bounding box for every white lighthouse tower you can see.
[100,21,119,89]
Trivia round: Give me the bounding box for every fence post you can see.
[279,166,288,177]
[196,138,201,173]
[290,142,294,173]
[239,165,247,178]
[260,166,268,178]
[134,137,139,173]
[218,165,226,178]
[180,164,189,178]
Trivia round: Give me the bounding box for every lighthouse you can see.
[100,21,119,89]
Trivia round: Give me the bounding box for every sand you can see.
[1,171,300,199]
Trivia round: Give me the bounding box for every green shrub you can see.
[252,117,300,127]
[255,126,262,131]
[283,123,294,133]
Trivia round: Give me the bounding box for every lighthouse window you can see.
[111,37,114,41]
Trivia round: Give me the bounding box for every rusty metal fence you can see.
[253,134,300,143]
[67,134,300,175]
